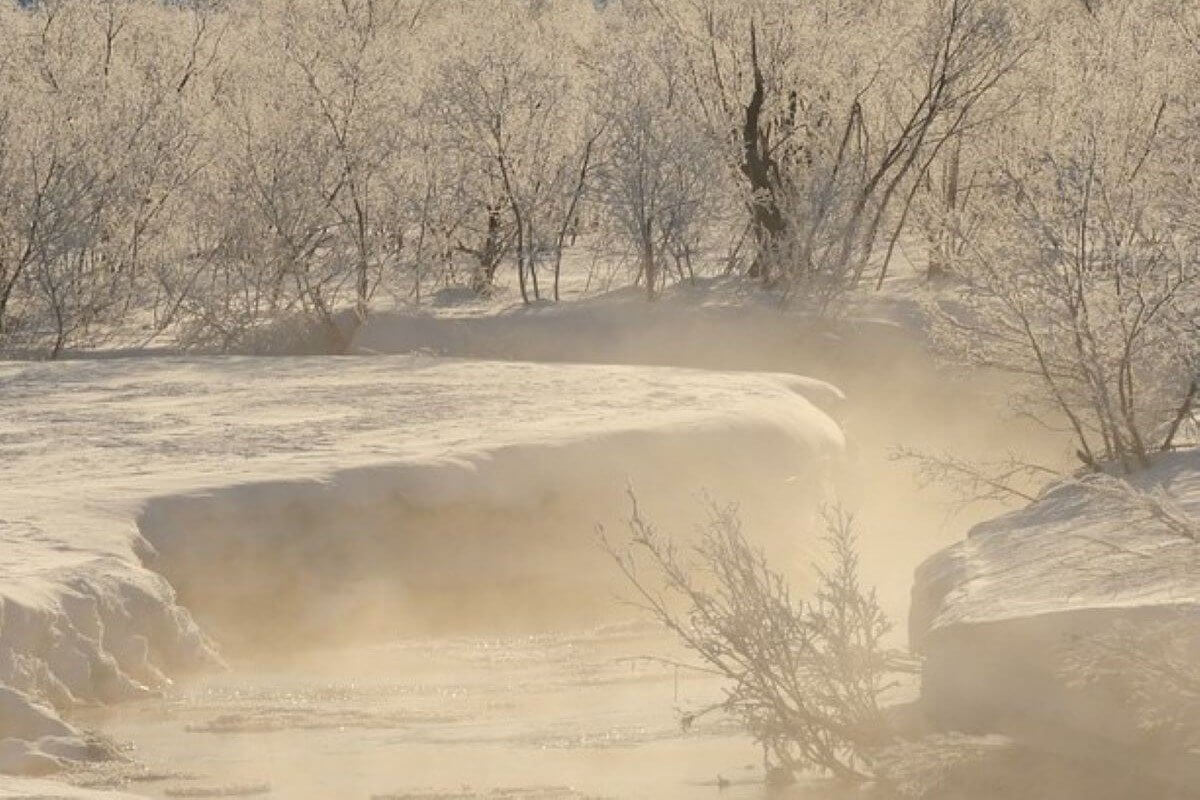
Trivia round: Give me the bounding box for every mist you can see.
[1,0,1198,798]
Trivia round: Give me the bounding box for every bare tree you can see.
[930,81,1198,470]
[0,0,218,357]
[181,0,420,351]
[589,21,723,300]
[620,0,1028,309]
[432,1,588,303]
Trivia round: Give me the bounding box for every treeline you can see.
[0,0,1197,424]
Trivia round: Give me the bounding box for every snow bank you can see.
[911,450,1200,644]
[0,355,844,775]
[353,283,918,380]
[909,449,1200,785]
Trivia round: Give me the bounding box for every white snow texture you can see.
[0,355,845,778]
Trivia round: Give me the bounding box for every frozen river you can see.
[70,624,849,800]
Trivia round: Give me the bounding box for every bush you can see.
[601,491,912,783]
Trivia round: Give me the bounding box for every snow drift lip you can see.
[909,448,1200,651]
[135,414,842,652]
[352,300,926,382]
[0,355,843,774]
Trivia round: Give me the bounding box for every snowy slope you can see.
[0,355,844,779]
[354,280,920,377]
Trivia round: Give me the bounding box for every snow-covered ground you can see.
[0,253,1116,798]
[354,265,932,374]
[0,777,146,799]
[0,355,844,788]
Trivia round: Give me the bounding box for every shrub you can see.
[601,491,911,783]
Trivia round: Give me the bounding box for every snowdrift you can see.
[352,283,922,379]
[0,355,844,777]
[909,449,1200,786]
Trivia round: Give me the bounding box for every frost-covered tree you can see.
[930,2,1200,473]
[0,0,1193,355]
[189,0,420,350]
[177,0,423,351]
[0,0,218,357]
[430,0,595,302]
[606,0,1028,310]
[588,11,726,299]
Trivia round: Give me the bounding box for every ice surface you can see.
[0,777,148,799]
[0,355,844,780]
[68,623,776,799]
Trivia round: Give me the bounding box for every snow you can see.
[910,449,1200,646]
[0,689,76,742]
[353,278,917,374]
[0,354,844,780]
[908,448,1200,768]
[0,778,147,799]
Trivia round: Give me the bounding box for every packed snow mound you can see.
[0,355,844,774]
[909,449,1200,783]
[911,449,1200,645]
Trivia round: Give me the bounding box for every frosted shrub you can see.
[602,492,911,783]
[930,2,1200,474]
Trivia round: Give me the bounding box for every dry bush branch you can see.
[599,489,913,783]
[1061,616,1200,754]
[891,446,1059,506]
[1068,473,1200,542]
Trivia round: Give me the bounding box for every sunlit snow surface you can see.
[1,354,841,513]
[0,355,844,793]
[912,449,1200,643]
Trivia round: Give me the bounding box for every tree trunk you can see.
[513,207,529,305]
[928,136,961,281]
[471,203,504,294]
[641,220,657,301]
[554,137,595,302]
[741,22,786,284]
[528,220,540,301]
